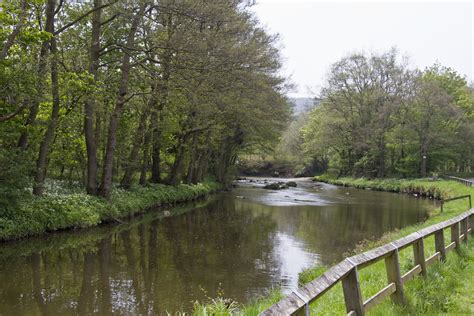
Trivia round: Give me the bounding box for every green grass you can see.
[314,174,472,199]
[204,176,473,315]
[0,181,221,241]
[369,240,474,315]
[192,289,284,316]
[296,176,474,315]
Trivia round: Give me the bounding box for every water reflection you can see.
[0,180,435,313]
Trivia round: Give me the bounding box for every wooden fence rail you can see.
[261,207,474,316]
[443,175,474,187]
[440,195,472,213]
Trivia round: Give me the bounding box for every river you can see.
[0,178,437,314]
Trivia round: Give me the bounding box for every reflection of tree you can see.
[1,198,247,314]
[121,230,146,314]
[32,252,47,316]
[98,237,112,315]
[0,190,433,314]
[78,252,95,315]
[148,196,280,311]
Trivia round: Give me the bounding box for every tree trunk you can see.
[167,135,189,185]
[150,53,171,183]
[33,0,60,195]
[17,37,49,149]
[83,0,102,195]
[419,133,429,177]
[420,150,428,177]
[193,132,211,183]
[150,12,173,182]
[185,133,198,184]
[194,153,206,183]
[377,137,386,178]
[98,3,145,198]
[139,127,151,185]
[150,108,162,183]
[120,110,148,188]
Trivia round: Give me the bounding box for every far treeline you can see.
[0,0,290,199]
[277,49,474,178]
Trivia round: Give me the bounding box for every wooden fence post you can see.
[385,249,406,305]
[342,267,364,316]
[451,222,460,250]
[413,238,427,277]
[434,230,446,261]
[292,290,310,316]
[461,217,469,243]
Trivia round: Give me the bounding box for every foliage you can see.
[0,148,30,214]
[0,0,289,241]
[193,288,283,316]
[0,180,220,241]
[0,0,290,200]
[300,50,474,178]
[193,297,240,316]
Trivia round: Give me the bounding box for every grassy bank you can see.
[297,176,474,315]
[314,174,473,199]
[196,177,473,315]
[0,180,221,241]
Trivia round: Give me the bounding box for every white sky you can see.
[251,1,474,97]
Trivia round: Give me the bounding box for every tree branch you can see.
[54,1,115,35]
[0,104,28,123]
[0,0,28,61]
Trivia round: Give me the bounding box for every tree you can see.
[0,0,290,200]
[407,79,455,176]
[302,50,473,178]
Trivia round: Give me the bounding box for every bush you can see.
[0,148,31,216]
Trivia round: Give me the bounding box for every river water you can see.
[0,178,436,314]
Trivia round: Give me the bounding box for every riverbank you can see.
[0,181,221,241]
[313,174,471,199]
[196,177,473,315]
[298,176,474,315]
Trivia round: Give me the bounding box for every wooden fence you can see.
[261,207,473,316]
[443,175,474,187]
[440,195,471,213]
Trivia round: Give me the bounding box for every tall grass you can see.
[192,289,283,316]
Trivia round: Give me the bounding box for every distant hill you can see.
[289,97,320,115]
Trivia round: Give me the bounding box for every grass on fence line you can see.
[192,289,284,316]
[0,180,221,241]
[201,177,474,315]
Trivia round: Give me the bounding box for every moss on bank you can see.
[0,181,221,241]
[199,176,473,315]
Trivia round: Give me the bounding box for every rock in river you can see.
[263,182,289,190]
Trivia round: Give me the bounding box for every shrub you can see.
[0,180,221,241]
